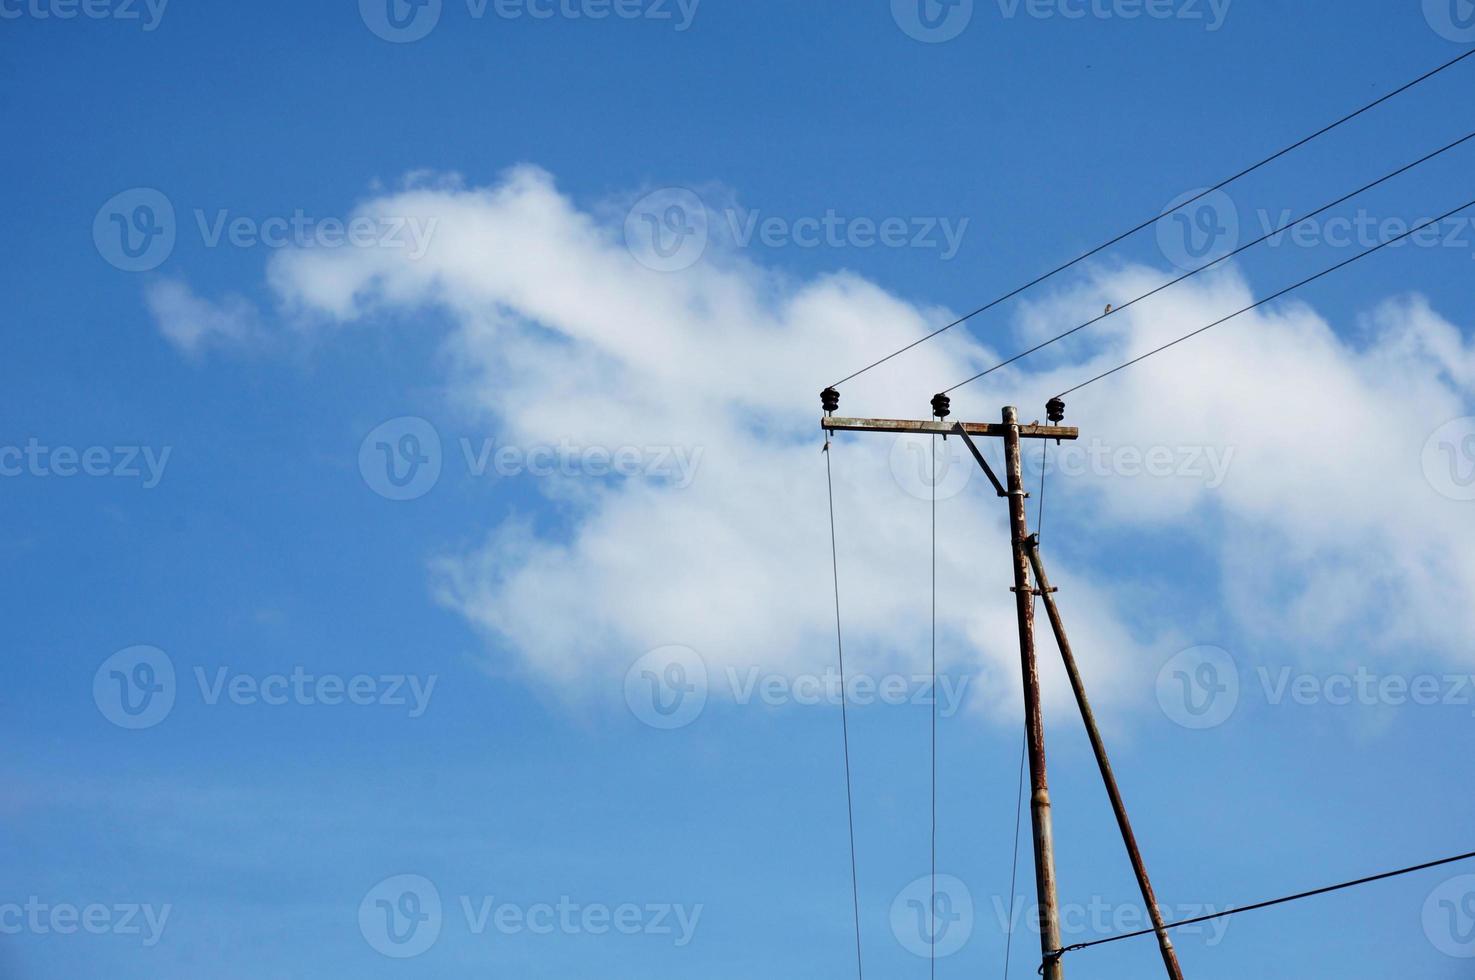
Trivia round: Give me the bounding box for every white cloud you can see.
[144,278,261,356]
[153,166,1475,721]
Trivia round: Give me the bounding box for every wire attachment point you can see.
[821,387,840,415]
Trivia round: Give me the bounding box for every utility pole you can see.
[1002,406,1065,980]
[821,394,1185,979]
[822,399,1073,978]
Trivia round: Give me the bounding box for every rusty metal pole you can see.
[1002,406,1065,980]
[1026,539,1186,980]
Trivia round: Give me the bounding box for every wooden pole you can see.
[1002,405,1065,980]
[1027,540,1186,980]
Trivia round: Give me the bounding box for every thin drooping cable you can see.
[1002,439,1050,980]
[1001,734,1027,980]
[942,128,1475,394]
[827,48,1475,389]
[1057,197,1475,398]
[1035,443,1049,541]
[930,440,937,980]
[824,446,865,980]
[1047,848,1475,962]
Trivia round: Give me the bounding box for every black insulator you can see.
[1046,397,1066,424]
[821,387,840,414]
[931,393,951,420]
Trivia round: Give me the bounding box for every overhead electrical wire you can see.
[940,129,1475,395]
[819,56,1475,980]
[930,444,938,980]
[1055,196,1475,398]
[824,446,866,980]
[826,47,1475,391]
[1001,733,1027,980]
[1045,848,1475,965]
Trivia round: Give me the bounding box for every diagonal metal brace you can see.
[1025,535,1187,980]
[953,424,1008,497]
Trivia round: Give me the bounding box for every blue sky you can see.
[5,2,1475,978]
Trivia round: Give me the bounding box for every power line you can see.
[1046,847,1475,964]
[1001,731,1027,980]
[930,442,937,980]
[1055,196,1475,398]
[826,47,1475,391]
[940,129,1475,395]
[824,446,865,980]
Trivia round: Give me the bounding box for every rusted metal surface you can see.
[821,416,1079,441]
[1003,406,1065,980]
[1027,539,1186,980]
[953,426,1008,497]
